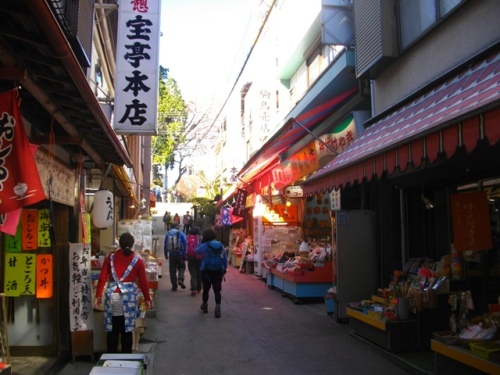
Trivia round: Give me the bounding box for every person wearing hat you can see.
[164,222,187,291]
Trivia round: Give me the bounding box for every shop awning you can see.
[111,165,139,207]
[0,1,133,168]
[302,50,500,195]
[238,87,359,187]
[214,184,239,209]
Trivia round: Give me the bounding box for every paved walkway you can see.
[147,265,428,375]
[10,208,433,374]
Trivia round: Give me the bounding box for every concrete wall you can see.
[372,0,500,115]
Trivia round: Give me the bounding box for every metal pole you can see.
[292,119,339,156]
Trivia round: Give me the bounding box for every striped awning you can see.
[302,50,500,195]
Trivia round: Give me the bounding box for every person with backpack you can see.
[162,211,172,230]
[186,227,202,296]
[195,228,228,318]
[163,222,187,291]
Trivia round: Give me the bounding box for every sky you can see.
[159,0,257,106]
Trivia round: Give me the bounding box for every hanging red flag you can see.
[0,208,22,236]
[229,207,244,224]
[0,89,46,213]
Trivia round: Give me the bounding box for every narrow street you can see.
[147,206,429,374]
[53,206,429,374]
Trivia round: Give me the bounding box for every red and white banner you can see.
[0,89,46,214]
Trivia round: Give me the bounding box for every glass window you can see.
[307,51,321,86]
[399,0,437,49]
[399,0,465,49]
[440,0,463,16]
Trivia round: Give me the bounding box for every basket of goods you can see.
[457,314,499,348]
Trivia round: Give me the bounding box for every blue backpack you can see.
[204,242,225,271]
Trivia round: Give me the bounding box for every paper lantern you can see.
[93,190,114,228]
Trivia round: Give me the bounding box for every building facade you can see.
[216,0,500,365]
[0,0,154,358]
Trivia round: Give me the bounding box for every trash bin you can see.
[245,259,254,274]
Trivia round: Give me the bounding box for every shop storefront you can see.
[300,47,500,371]
[225,107,373,302]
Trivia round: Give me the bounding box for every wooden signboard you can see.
[450,191,492,251]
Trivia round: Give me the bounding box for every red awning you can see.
[238,88,359,186]
[302,50,500,195]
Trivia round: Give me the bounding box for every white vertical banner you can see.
[69,243,94,332]
[114,0,161,135]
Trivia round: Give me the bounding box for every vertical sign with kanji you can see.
[36,254,53,298]
[69,243,94,331]
[450,191,492,251]
[38,209,51,248]
[114,0,160,135]
[4,253,36,296]
[21,209,38,250]
[233,189,248,218]
[5,219,21,252]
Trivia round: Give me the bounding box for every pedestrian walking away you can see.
[182,210,193,234]
[195,228,228,318]
[186,227,202,296]
[93,232,153,353]
[164,222,187,291]
[173,213,180,227]
[163,210,172,231]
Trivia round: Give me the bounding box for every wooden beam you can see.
[0,66,27,80]
[31,135,83,145]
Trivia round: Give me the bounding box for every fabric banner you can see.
[230,207,244,225]
[450,191,492,251]
[0,143,42,234]
[221,207,232,226]
[0,89,46,214]
[0,208,22,236]
[233,189,248,218]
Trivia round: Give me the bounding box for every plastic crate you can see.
[469,341,500,360]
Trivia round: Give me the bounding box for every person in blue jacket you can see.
[195,228,228,318]
[163,222,187,291]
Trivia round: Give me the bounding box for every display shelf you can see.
[371,295,387,304]
[346,307,386,330]
[431,339,500,374]
[268,264,333,302]
[346,307,418,352]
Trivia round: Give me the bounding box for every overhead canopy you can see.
[0,0,132,168]
[302,49,500,195]
[238,88,359,188]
